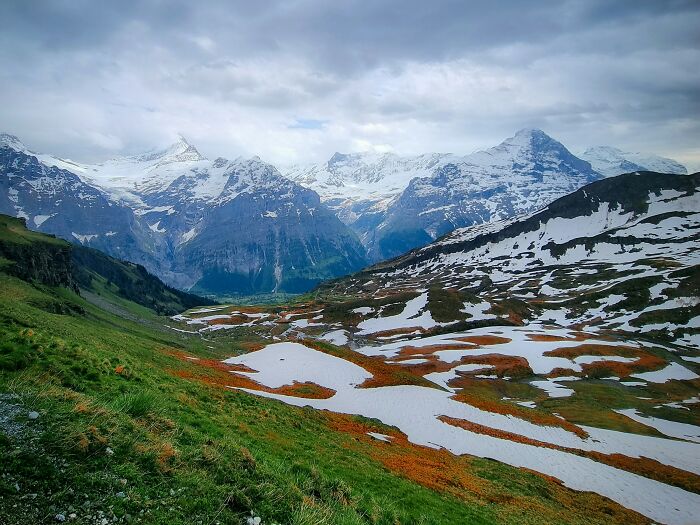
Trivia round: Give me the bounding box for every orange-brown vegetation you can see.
[527,333,587,342]
[276,304,320,323]
[439,416,699,493]
[325,412,489,498]
[370,327,427,338]
[224,363,257,373]
[544,343,642,359]
[209,315,249,326]
[455,335,512,345]
[302,340,436,389]
[545,344,667,377]
[325,413,646,523]
[274,382,336,399]
[395,343,474,357]
[240,341,265,352]
[581,353,666,378]
[546,367,582,379]
[166,349,335,399]
[462,354,532,378]
[507,312,524,325]
[448,395,588,438]
[586,452,700,494]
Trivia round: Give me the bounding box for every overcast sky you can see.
[1,0,699,168]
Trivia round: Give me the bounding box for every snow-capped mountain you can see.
[0,134,166,274]
[580,146,687,177]
[284,151,453,207]
[3,128,690,296]
[365,129,602,261]
[327,170,700,348]
[285,130,690,263]
[0,134,367,295]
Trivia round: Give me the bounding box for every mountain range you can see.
[284,129,688,261]
[0,130,688,296]
[0,134,367,296]
[0,159,698,525]
[169,170,700,525]
[327,170,699,347]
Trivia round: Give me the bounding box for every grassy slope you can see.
[0,277,653,524]
[0,215,67,246]
[71,245,218,316]
[0,218,652,524]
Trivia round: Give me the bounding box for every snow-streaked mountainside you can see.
[285,130,689,262]
[0,134,166,274]
[581,145,687,178]
[1,129,690,295]
[365,129,602,261]
[284,151,454,210]
[0,133,367,295]
[328,171,700,348]
[171,171,700,525]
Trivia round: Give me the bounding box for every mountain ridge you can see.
[0,137,367,296]
[1,129,689,295]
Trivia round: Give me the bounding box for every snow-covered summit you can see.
[71,138,296,209]
[131,135,205,166]
[357,129,603,261]
[283,150,454,205]
[461,128,595,177]
[581,145,687,177]
[0,132,87,174]
[0,132,27,151]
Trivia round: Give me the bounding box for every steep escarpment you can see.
[0,215,77,292]
[0,213,213,315]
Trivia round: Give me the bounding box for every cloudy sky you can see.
[1,0,699,168]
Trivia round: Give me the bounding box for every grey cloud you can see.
[0,0,698,166]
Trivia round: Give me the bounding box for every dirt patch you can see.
[369,327,427,338]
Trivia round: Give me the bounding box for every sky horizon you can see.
[1,1,699,169]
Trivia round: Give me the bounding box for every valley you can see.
[2,2,698,524]
[3,168,695,523]
[4,209,693,525]
[163,171,700,524]
[0,142,698,525]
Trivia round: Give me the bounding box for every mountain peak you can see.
[581,145,687,177]
[510,128,557,147]
[0,132,28,152]
[164,135,204,162]
[514,127,547,138]
[483,128,567,160]
[328,152,349,166]
[133,136,205,165]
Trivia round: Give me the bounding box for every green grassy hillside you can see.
[0,218,651,525]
